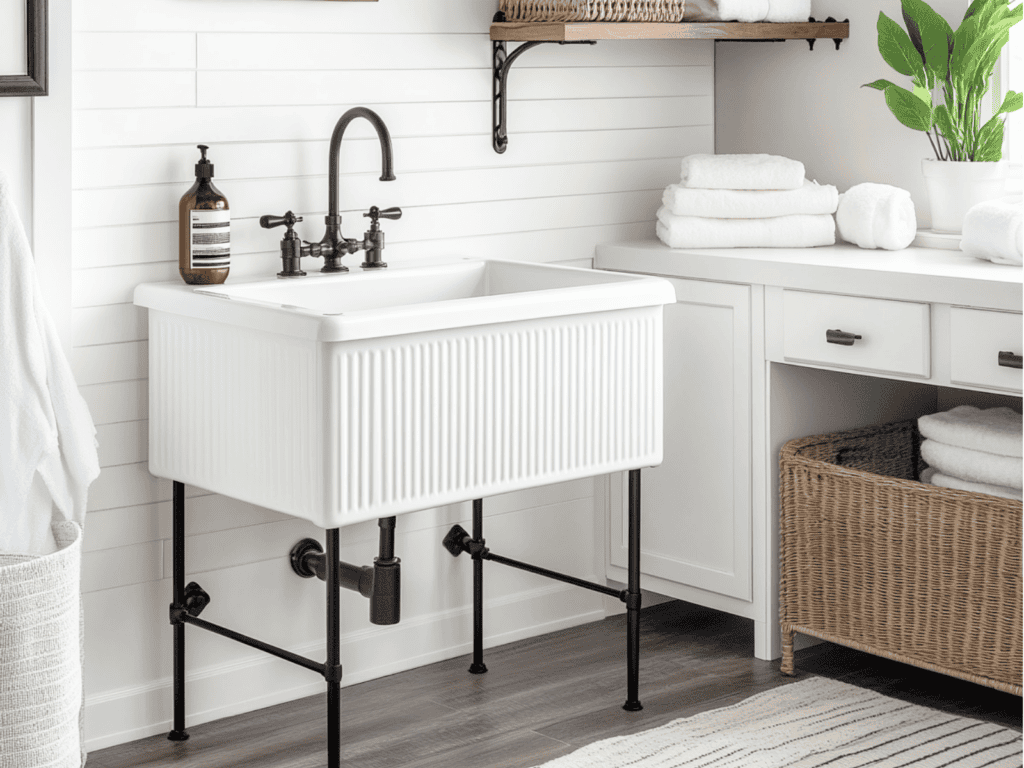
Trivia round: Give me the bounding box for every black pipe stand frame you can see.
[444,468,644,711]
[168,470,644,765]
[167,481,347,766]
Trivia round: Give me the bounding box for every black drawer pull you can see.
[998,351,1023,369]
[826,329,862,346]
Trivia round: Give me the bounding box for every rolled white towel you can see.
[918,406,1022,458]
[835,182,917,250]
[920,466,1023,501]
[662,179,838,219]
[656,207,836,249]
[960,195,1023,266]
[684,0,770,21]
[680,153,805,191]
[766,0,811,21]
[920,439,1022,490]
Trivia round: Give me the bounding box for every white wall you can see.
[71,0,715,749]
[1,0,73,350]
[715,0,985,230]
[0,97,33,237]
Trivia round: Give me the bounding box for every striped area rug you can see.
[536,677,1022,768]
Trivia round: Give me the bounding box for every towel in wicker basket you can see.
[499,0,686,22]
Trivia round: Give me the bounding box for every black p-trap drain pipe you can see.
[290,516,402,626]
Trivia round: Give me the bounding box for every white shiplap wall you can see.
[72,0,714,749]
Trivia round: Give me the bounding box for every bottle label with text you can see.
[189,210,231,269]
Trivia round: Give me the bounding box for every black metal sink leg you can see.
[469,499,488,674]
[326,528,342,767]
[623,469,643,712]
[168,481,190,741]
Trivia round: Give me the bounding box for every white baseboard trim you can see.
[84,582,605,752]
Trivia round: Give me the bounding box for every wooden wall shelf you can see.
[490,20,850,42]
[489,18,850,153]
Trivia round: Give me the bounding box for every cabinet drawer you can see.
[950,308,1023,393]
[782,291,930,378]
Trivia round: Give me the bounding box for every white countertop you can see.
[595,240,1023,311]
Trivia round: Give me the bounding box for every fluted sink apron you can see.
[135,259,673,528]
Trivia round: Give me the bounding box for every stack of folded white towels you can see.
[657,154,838,249]
[685,0,811,22]
[918,406,1023,501]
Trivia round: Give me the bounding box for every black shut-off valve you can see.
[361,205,402,269]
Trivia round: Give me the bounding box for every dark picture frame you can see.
[0,0,47,97]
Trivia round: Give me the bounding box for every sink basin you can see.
[136,259,674,528]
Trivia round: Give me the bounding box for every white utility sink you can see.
[136,259,674,528]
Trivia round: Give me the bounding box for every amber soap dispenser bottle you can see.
[179,145,230,285]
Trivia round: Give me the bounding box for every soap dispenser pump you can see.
[179,145,230,285]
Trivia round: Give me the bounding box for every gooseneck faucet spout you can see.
[328,107,396,214]
[320,107,397,272]
[260,106,401,276]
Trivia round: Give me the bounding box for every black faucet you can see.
[260,107,402,277]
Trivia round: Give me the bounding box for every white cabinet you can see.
[607,277,755,607]
[598,240,1022,662]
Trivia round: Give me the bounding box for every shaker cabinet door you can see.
[609,278,752,601]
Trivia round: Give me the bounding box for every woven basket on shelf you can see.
[779,419,1023,696]
[498,0,686,22]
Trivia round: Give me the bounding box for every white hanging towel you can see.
[656,207,836,249]
[918,406,1022,458]
[765,0,811,22]
[960,195,1023,266]
[680,154,806,191]
[662,179,838,219]
[835,182,917,251]
[0,172,99,555]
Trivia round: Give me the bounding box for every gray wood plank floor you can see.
[89,601,1022,767]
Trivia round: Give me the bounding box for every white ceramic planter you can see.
[921,159,1007,233]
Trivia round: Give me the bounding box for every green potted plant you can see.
[864,0,1022,232]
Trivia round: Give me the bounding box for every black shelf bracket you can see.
[807,17,848,51]
[492,13,596,153]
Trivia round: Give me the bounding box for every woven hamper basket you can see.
[0,521,85,767]
[499,0,686,22]
[779,420,1023,695]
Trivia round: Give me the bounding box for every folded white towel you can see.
[918,406,1022,458]
[920,439,1022,490]
[766,0,811,21]
[656,207,836,249]
[960,195,1023,266]
[920,466,1023,501]
[662,179,838,219]
[684,0,770,21]
[0,171,100,555]
[836,182,917,250]
[680,154,806,191]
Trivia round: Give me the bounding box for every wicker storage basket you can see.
[499,0,686,22]
[779,420,1022,695]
